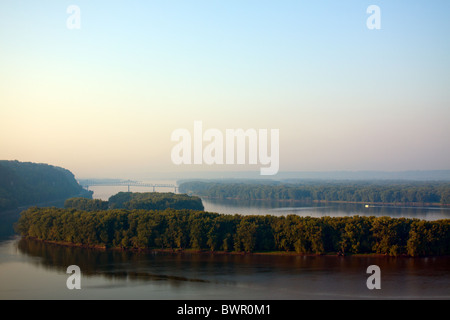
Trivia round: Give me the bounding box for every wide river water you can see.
[0,183,449,300]
[90,184,450,221]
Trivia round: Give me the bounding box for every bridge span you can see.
[79,180,178,193]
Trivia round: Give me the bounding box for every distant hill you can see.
[0,160,91,212]
[277,170,450,181]
[144,170,450,181]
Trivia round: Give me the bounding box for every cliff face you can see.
[0,160,91,212]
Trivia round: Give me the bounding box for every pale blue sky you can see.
[1,1,449,178]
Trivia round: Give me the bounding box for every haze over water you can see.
[89,185,450,221]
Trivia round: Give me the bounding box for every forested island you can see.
[0,160,91,212]
[179,180,450,206]
[16,207,450,257]
[65,192,204,211]
[8,172,450,257]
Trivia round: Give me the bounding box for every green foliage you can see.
[15,207,450,256]
[64,192,203,213]
[0,160,91,212]
[108,192,204,211]
[406,220,450,256]
[179,181,450,205]
[65,198,109,211]
[370,217,412,255]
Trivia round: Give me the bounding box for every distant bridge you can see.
[79,180,178,193]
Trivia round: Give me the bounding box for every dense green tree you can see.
[108,192,204,211]
[65,198,108,211]
[15,207,450,256]
[234,217,258,252]
[179,181,450,205]
[0,160,91,212]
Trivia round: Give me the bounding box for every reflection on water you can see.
[0,237,449,300]
[15,238,210,284]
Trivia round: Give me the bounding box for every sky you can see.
[1,1,449,179]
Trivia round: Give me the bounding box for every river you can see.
[0,184,449,300]
[0,237,449,300]
[89,184,450,221]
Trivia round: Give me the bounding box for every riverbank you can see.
[16,207,450,257]
[0,193,90,218]
[312,199,450,208]
[200,196,449,208]
[20,236,448,258]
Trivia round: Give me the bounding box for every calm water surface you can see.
[90,184,450,221]
[0,184,449,300]
[202,198,450,221]
[0,237,449,300]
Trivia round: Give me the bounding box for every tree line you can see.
[178,181,450,205]
[0,160,91,212]
[16,207,450,257]
[65,192,204,211]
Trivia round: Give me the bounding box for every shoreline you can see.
[199,196,450,208]
[19,236,447,258]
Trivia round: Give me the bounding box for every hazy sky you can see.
[1,1,449,179]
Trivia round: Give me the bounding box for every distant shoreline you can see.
[313,199,449,208]
[19,236,448,258]
[200,196,450,208]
